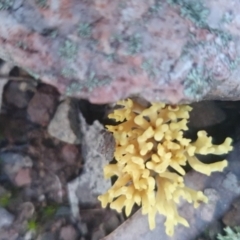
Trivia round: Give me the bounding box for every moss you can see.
[27,219,38,231]
[0,192,11,207]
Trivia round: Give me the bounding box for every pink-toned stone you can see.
[1,1,240,104]
[27,85,59,126]
[60,225,77,240]
[14,168,31,187]
[61,144,79,165]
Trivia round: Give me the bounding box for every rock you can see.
[80,208,121,240]
[223,197,240,227]
[16,202,35,222]
[4,0,240,104]
[24,230,36,240]
[48,99,81,144]
[50,219,65,232]
[200,188,219,222]
[68,118,113,218]
[188,101,226,129]
[91,227,106,240]
[0,229,19,240]
[61,144,79,165]
[203,221,223,240]
[4,81,33,108]
[14,168,31,187]
[38,232,57,240]
[0,153,32,183]
[0,207,14,229]
[222,172,240,194]
[223,208,240,227]
[27,85,59,126]
[0,61,14,110]
[0,116,30,144]
[59,225,78,240]
[0,185,9,197]
[55,207,71,217]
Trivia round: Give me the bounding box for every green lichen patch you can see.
[78,23,92,38]
[59,40,78,60]
[210,29,232,46]
[61,67,76,78]
[65,71,112,96]
[227,57,240,71]
[180,1,209,27]
[127,34,142,55]
[141,59,159,79]
[167,0,210,27]
[184,66,211,100]
[35,0,48,8]
[0,0,14,10]
[149,0,162,14]
[16,41,28,50]
[221,11,234,24]
[217,226,240,240]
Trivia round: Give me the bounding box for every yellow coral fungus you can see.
[98,99,233,236]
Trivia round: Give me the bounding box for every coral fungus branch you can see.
[98,99,233,236]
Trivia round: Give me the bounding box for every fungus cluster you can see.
[98,99,233,236]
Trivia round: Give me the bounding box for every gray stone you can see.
[39,232,56,240]
[17,202,35,222]
[68,118,113,218]
[0,153,32,183]
[222,172,240,194]
[204,221,222,240]
[4,81,32,108]
[55,206,71,217]
[223,197,240,227]
[0,61,14,110]
[200,189,219,222]
[0,207,14,229]
[48,99,81,144]
[189,101,226,128]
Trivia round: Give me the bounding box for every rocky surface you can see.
[1,1,240,103]
[0,78,122,240]
[0,71,240,239]
[48,99,81,144]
